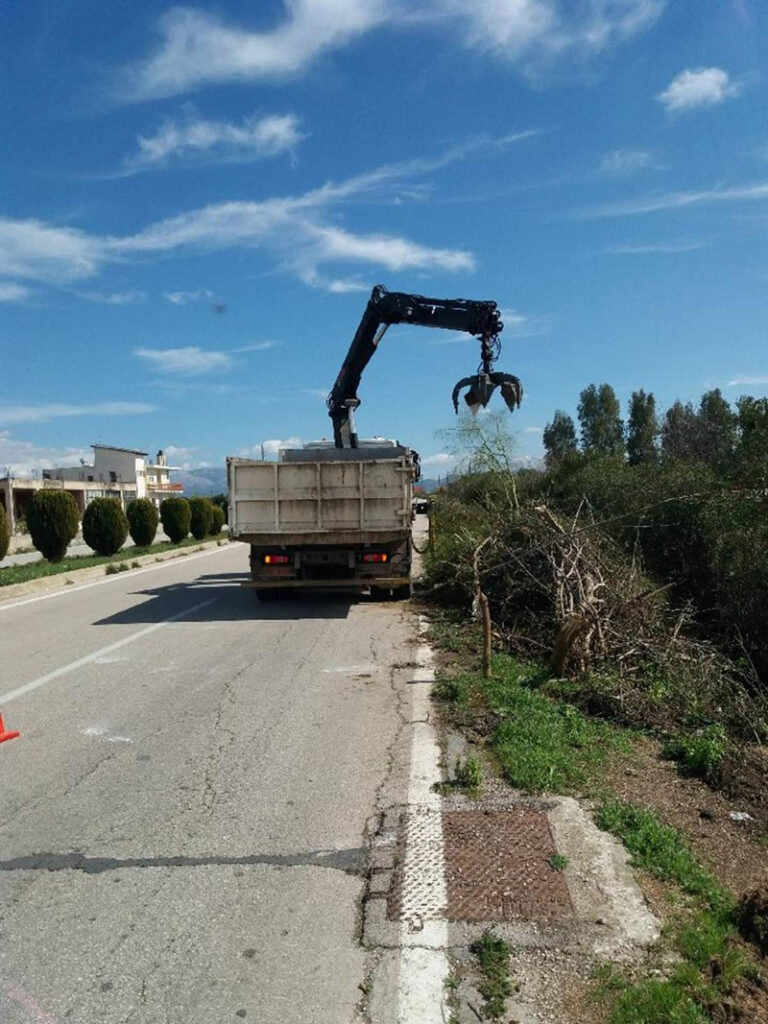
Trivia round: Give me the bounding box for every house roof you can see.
[92,444,148,456]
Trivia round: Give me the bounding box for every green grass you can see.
[0,536,214,586]
[469,930,513,1021]
[593,800,759,1024]
[595,800,730,912]
[435,653,622,793]
[548,853,569,871]
[661,726,728,783]
[437,755,484,796]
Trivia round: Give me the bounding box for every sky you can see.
[2,0,768,477]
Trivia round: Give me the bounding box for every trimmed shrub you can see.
[189,496,214,540]
[210,504,225,536]
[160,497,191,544]
[26,490,80,562]
[83,497,129,556]
[0,503,8,561]
[127,498,159,547]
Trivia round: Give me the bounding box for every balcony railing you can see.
[147,482,184,492]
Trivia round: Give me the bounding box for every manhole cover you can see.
[387,806,573,923]
[444,808,573,921]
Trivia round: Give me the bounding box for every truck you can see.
[228,285,522,599]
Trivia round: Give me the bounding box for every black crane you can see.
[327,285,523,448]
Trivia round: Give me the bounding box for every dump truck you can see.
[228,285,522,599]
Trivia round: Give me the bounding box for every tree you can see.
[735,396,768,487]
[26,490,80,562]
[160,497,191,544]
[0,503,8,562]
[577,383,625,457]
[189,497,214,540]
[695,388,737,475]
[127,498,159,547]
[439,410,518,474]
[210,504,226,536]
[82,497,129,556]
[626,390,658,465]
[542,411,577,466]
[661,400,698,460]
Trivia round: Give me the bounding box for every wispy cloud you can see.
[599,148,656,176]
[121,1,664,100]
[577,180,768,218]
[602,240,706,254]
[0,402,155,425]
[2,136,521,290]
[726,375,768,388]
[420,452,458,469]
[126,112,303,172]
[657,67,741,113]
[164,289,213,305]
[0,282,32,302]
[0,432,92,476]
[73,289,145,304]
[238,437,304,460]
[135,341,275,376]
[135,347,234,376]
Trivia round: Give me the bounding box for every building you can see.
[0,445,183,534]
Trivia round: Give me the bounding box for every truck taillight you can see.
[362,553,388,563]
[263,554,290,565]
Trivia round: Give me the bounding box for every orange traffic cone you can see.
[0,714,20,744]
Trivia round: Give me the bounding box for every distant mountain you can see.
[175,466,227,496]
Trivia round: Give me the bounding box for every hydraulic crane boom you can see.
[327,284,522,447]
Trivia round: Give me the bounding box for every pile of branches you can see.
[438,499,766,739]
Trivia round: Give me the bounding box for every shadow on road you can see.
[91,571,355,626]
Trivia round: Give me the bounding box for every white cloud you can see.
[0,432,92,477]
[421,452,459,469]
[578,180,768,218]
[726,375,768,388]
[600,148,655,175]
[0,282,32,302]
[164,289,213,305]
[1,135,533,289]
[523,425,543,433]
[0,218,104,283]
[74,290,145,304]
[134,347,234,376]
[0,402,155,425]
[238,437,304,460]
[602,240,705,253]
[122,1,664,100]
[657,67,741,113]
[128,112,303,171]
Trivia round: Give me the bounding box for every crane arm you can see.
[327,285,507,447]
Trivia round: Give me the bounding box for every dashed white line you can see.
[0,598,216,706]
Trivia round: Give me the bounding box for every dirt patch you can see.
[601,736,767,899]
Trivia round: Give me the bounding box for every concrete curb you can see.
[0,539,234,605]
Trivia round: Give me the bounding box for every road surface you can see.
[0,543,416,1023]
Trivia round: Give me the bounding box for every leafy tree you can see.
[626,389,658,465]
[577,383,625,457]
[160,497,191,544]
[542,410,578,466]
[661,400,698,460]
[127,498,159,547]
[439,410,518,473]
[695,388,737,474]
[188,496,214,540]
[0,503,9,562]
[26,490,80,562]
[735,396,768,487]
[83,497,129,556]
[211,492,228,519]
[210,504,226,536]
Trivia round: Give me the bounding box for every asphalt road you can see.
[0,543,415,1023]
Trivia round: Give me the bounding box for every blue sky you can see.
[2,0,767,476]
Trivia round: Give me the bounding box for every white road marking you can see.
[0,546,231,612]
[82,726,132,743]
[0,598,216,706]
[397,616,449,1022]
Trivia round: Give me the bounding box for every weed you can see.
[469,930,513,1021]
[105,563,119,575]
[548,853,569,871]
[662,726,728,783]
[595,800,730,912]
[432,672,474,708]
[444,963,461,1024]
[453,756,483,793]
[131,560,141,569]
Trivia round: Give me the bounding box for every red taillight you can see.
[263,554,290,565]
[362,553,388,563]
